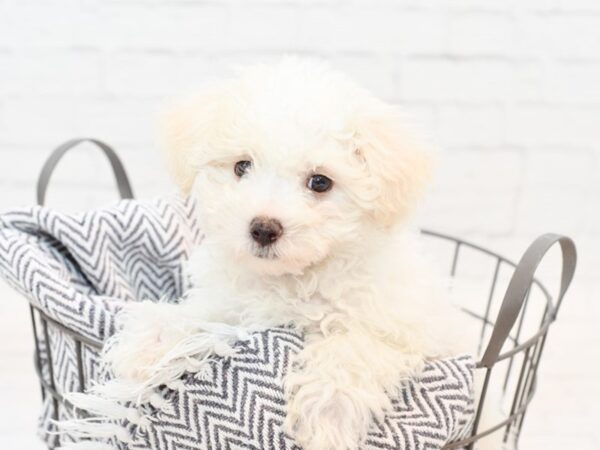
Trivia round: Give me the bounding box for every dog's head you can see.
[162,58,432,276]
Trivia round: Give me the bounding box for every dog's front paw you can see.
[105,301,187,383]
[285,383,372,450]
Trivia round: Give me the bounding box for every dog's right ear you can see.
[160,99,197,194]
[160,84,232,193]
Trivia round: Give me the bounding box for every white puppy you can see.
[106,58,468,450]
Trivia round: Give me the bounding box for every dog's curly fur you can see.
[106,58,469,450]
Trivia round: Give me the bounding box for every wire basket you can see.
[27,139,576,449]
[423,230,575,449]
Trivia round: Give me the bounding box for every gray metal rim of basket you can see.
[29,139,577,450]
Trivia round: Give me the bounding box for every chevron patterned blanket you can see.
[0,195,475,449]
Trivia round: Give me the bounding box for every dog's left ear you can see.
[352,107,434,227]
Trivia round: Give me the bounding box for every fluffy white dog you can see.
[105,58,468,450]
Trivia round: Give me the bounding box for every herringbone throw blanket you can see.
[0,195,475,449]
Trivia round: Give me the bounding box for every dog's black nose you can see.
[250,217,283,247]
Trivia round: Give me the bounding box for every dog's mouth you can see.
[252,245,278,260]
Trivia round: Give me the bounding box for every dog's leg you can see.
[105,300,246,387]
[284,327,425,450]
[106,301,187,383]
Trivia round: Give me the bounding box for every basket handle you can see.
[37,138,134,206]
[480,233,576,368]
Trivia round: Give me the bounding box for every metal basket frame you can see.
[28,139,577,450]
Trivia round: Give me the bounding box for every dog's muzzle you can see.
[249,216,283,247]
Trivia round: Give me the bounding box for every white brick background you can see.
[0,0,599,448]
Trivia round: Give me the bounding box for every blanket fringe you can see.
[56,419,132,443]
[57,442,116,450]
[66,393,146,425]
[56,322,252,446]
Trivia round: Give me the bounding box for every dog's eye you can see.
[234,160,252,177]
[307,174,333,193]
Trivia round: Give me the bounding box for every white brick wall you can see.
[0,0,598,273]
[0,0,598,272]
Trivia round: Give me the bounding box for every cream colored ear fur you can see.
[352,107,434,227]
